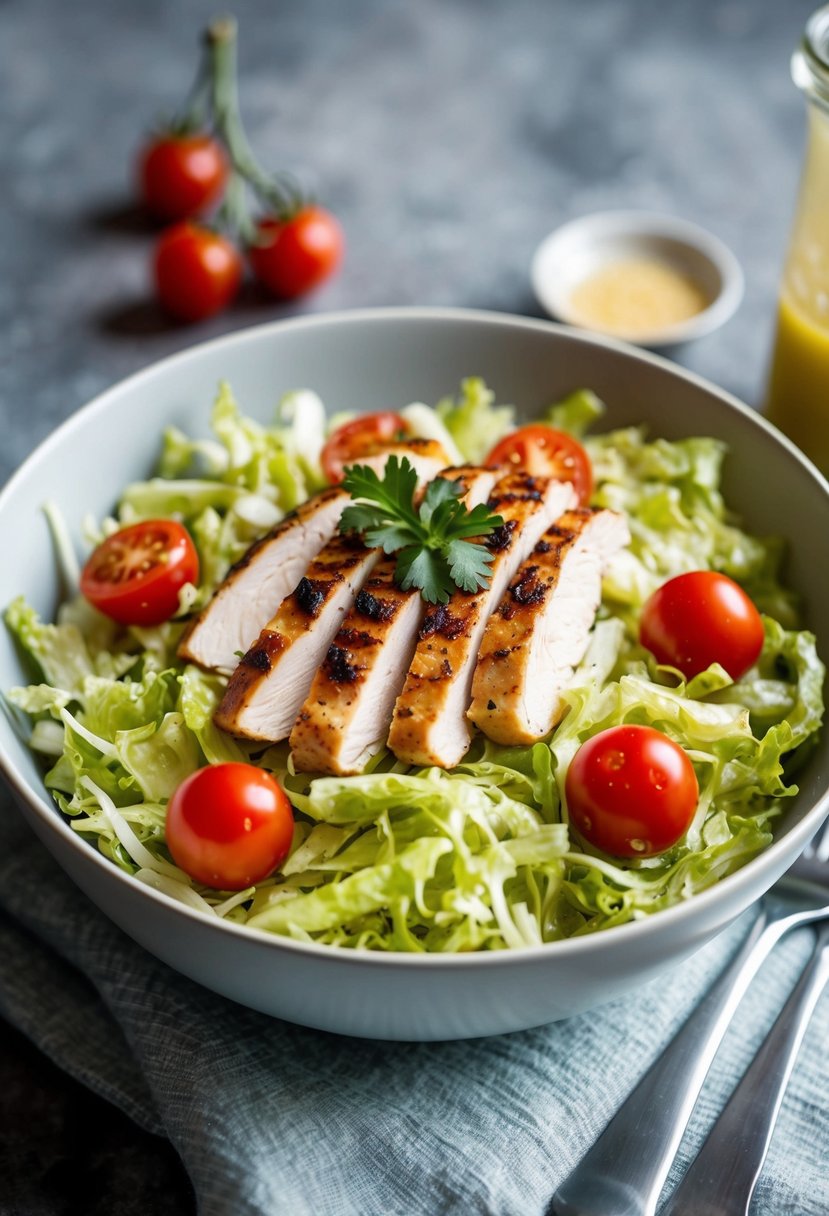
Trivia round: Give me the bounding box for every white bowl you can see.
[531,211,744,347]
[0,308,826,1041]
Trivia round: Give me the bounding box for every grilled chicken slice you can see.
[213,534,382,741]
[178,488,346,675]
[469,508,631,746]
[178,440,448,675]
[289,467,498,775]
[387,471,578,769]
[365,437,450,483]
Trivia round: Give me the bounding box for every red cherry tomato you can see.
[566,724,699,858]
[153,222,242,322]
[165,764,294,890]
[80,519,199,626]
[138,133,228,221]
[485,425,593,505]
[640,571,765,681]
[321,411,411,483]
[248,206,344,299]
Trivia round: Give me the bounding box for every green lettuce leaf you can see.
[436,376,514,464]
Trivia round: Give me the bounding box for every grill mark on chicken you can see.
[336,627,382,649]
[486,521,517,552]
[355,588,396,622]
[509,565,547,607]
[241,631,285,670]
[295,577,328,617]
[419,604,468,641]
[323,645,364,685]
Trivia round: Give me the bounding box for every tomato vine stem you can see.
[205,16,305,236]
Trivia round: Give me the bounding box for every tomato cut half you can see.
[80,519,199,626]
[485,425,593,504]
[565,724,699,858]
[321,411,411,483]
[165,763,295,890]
[639,570,765,681]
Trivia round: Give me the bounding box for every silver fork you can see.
[550,817,829,1216]
[659,917,829,1215]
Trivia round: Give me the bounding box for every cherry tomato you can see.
[153,222,242,322]
[138,133,228,221]
[80,519,199,626]
[321,411,411,483]
[248,206,344,299]
[566,724,699,858]
[485,425,593,504]
[165,764,294,890]
[640,571,764,681]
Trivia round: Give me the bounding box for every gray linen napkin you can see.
[0,796,826,1216]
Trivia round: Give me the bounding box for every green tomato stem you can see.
[205,17,305,225]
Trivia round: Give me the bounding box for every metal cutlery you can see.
[659,918,829,1215]
[550,818,829,1216]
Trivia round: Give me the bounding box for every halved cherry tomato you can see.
[80,520,199,626]
[485,425,593,504]
[566,724,699,858]
[248,206,344,299]
[321,411,411,483]
[640,571,764,681]
[139,133,228,221]
[153,222,242,322]
[165,763,294,890]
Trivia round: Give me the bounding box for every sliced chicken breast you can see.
[289,467,498,775]
[178,440,448,675]
[387,471,578,769]
[213,534,382,741]
[362,437,449,483]
[178,488,346,675]
[469,508,631,746]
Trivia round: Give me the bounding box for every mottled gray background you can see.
[0,0,818,1210]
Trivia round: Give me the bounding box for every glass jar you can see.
[765,6,829,475]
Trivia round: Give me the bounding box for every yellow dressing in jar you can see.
[567,258,710,340]
[765,7,829,475]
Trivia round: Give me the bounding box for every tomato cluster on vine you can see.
[136,18,343,322]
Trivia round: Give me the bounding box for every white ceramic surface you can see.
[531,210,744,346]
[1,307,827,1041]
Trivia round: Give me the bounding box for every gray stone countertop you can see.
[0,0,818,1211]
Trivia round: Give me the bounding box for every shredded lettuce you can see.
[436,376,514,464]
[544,388,606,437]
[4,379,824,951]
[118,382,329,610]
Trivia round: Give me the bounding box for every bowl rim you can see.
[530,209,745,346]
[1,304,827,971]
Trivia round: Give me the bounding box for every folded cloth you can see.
[0,796,827,1216]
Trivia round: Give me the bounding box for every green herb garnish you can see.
[340,457,503,604]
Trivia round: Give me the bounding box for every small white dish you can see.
[531,210,744,347]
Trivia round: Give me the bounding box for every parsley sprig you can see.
[339,457,504,604]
